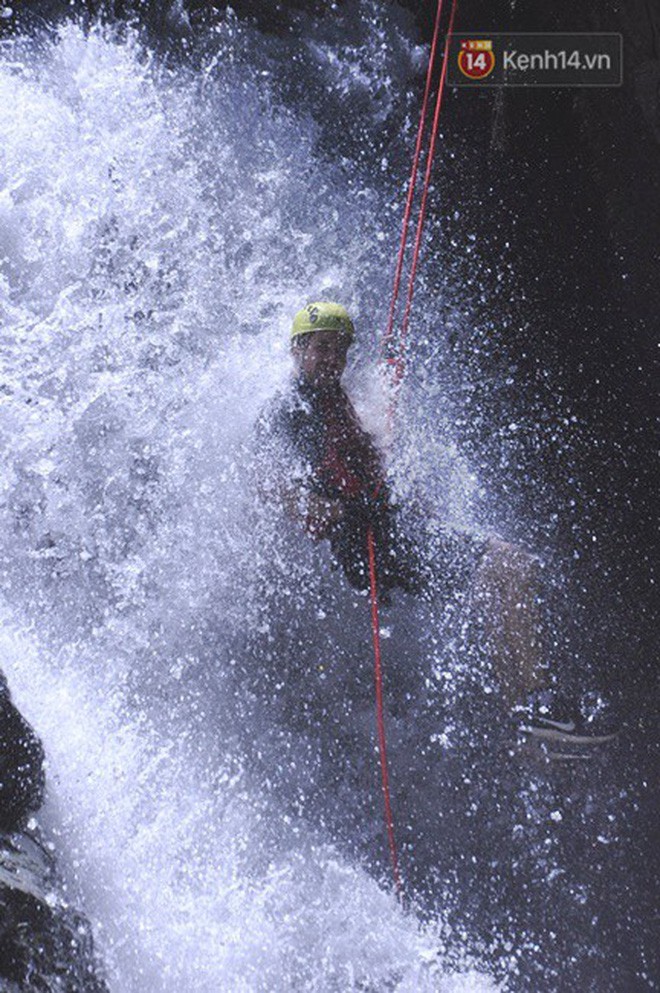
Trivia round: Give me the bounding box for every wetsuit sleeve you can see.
[252,395,313,515]
[0,673,45,832]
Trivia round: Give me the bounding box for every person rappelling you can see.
[254,301,547,712]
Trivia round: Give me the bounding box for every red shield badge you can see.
[458,40,495,80]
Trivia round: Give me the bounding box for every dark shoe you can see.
[512,690,619,761]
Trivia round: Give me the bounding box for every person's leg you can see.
[469,538,546,707]
[390,509,546,705]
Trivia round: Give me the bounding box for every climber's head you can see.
[290,302,354,388]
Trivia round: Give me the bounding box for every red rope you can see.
[366,525,403,897]
[367,0,459,900]
[380,0,445,361]
[392,0,459,393]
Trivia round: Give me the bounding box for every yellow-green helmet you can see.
[290,302,355,341]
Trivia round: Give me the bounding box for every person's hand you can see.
[304,495,344,540]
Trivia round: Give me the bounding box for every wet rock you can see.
[0,673,108,992]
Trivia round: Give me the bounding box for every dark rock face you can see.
[0,675,108,993]
[0,674,45,834]
[0,842,108,993]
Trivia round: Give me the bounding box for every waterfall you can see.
[0,13,500,992]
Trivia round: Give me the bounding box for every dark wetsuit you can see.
[255,378,486,600]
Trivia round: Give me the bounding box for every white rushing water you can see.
[0,10,503,991]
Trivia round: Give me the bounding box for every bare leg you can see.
[469,538,546,707]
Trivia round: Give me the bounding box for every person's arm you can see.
[253,398,344,540]
[258,477,344,541]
